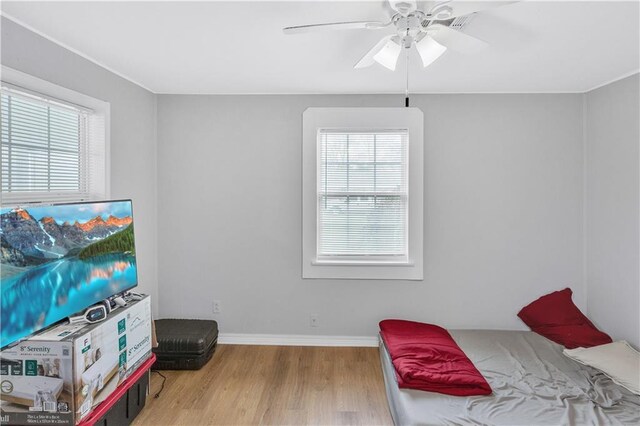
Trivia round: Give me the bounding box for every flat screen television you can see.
[0,199,138,348]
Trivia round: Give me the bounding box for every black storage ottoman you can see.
[153,319,218,370]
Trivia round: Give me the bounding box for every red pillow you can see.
[518,288,612,349]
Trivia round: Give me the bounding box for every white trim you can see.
[1,82,94,113]
[312,260,415,266]
[155,90,593,96]
[1,66,111,204]
[218,333,378,347]
[585,70,640,93]
[302,107,424,280]
[0,12,154,94]
[2,66,108,113]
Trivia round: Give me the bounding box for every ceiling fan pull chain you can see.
[405,43,410,107]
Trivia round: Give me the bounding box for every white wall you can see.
[585,74,640,348]
[7,16,636,343]
[1,17,159,316]
[156,94,585,337]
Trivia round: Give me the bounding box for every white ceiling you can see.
[2,1,639,94]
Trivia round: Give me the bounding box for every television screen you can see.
[0,200,137,347]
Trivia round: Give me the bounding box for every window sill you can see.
[312,260,414,267]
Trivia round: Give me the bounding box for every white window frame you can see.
[303,108,423,280]
[1,66,110,205]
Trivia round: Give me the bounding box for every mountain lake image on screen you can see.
[0,200,138,347]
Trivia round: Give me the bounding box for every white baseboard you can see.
[218,333,378,347]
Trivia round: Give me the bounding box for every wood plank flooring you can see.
[133,345,393,426]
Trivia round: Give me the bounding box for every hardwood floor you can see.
[133,345,393,426]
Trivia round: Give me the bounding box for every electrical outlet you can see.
[310,314,319,328]
[212,300,221,314]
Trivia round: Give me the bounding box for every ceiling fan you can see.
[283,1,516,71]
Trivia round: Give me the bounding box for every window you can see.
[1,67,109,205]
[318,130,408,263]
[303,108,423,280]
[1,89,88,196]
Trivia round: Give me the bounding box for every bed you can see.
[380,330,640,425]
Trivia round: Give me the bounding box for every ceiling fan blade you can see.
[427,23,488,54]
[415,35,447,68]
[283,21,389,35]
[429,1,518,20]
[354,35,395,69]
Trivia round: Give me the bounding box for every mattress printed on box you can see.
[1,375,64,403]
[80,350,119,388]
[379,329,640,426]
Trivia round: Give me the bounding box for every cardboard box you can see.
[1,296,151,425]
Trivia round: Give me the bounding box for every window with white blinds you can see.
[318,130,408,262]
[0,80,107,205]
[303,107,423,280]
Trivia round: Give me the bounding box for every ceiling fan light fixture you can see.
[415,35,447,68]
[373,38,402,71]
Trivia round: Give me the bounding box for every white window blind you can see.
[0,85,104,204]
[317,129,409,262]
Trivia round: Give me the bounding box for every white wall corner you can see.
[582,92,589,313]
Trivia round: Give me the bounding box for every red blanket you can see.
[379,319,492,396]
